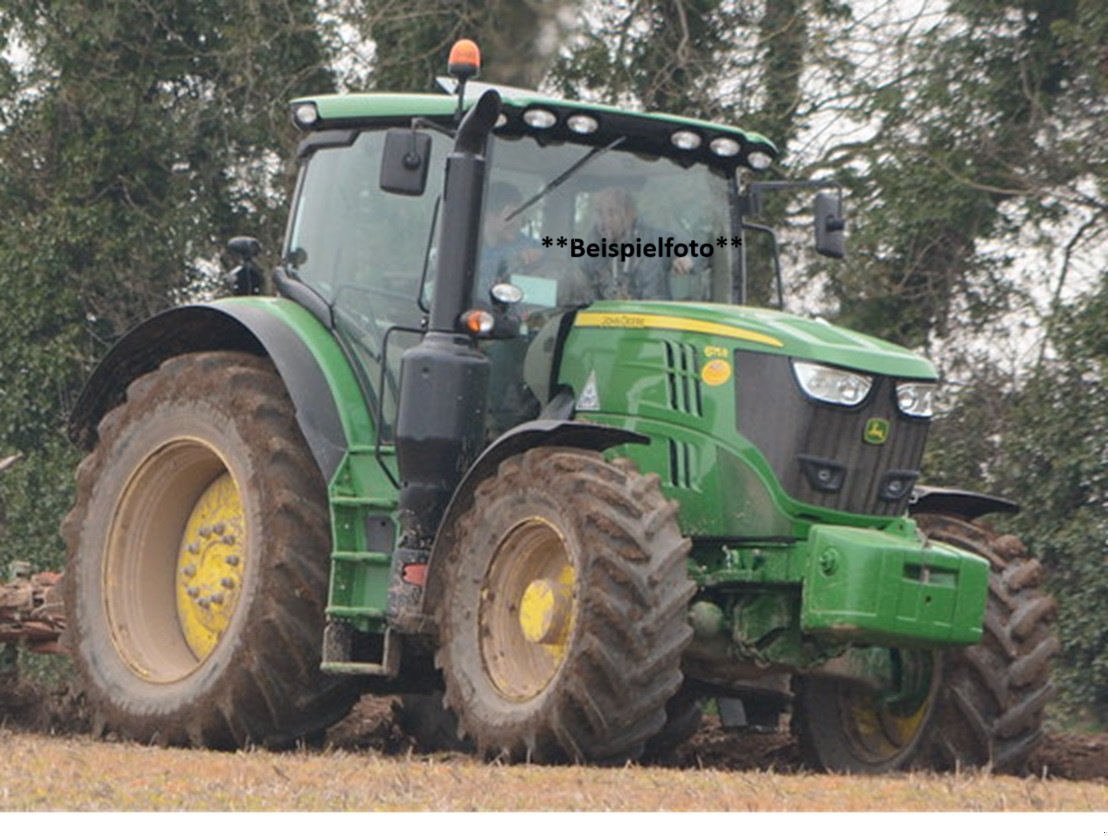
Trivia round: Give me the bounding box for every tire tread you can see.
[63,351,359,749]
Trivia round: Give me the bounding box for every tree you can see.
[997,276,1108,724]
[330,0,574,91]
[820,0,1106,354]
[848,0,1107,722]
[0,0,334,571]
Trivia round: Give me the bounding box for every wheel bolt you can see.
[221,534,235,546]
[213,523,226,535]
[187,586,200,598]
[221,577,235,589]
[187,543,200,555]
[199,525,212,538]
[181,565,197,578]
[225,554,240,566]
[210,592,224,605]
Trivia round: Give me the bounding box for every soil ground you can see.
[4,679,1106,782]
[324,694,1108,781]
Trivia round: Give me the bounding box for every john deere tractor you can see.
[62,42,1056,772]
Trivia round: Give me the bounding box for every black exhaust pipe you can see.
[389,90,502,632]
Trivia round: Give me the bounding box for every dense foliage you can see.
[0,0,333,574]
[1000,280,1107,724]
[0,0,1103,724]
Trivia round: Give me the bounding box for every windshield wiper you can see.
[507,136,626,221]
[411,116,455,141]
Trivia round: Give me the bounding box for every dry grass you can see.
[0,729,1105,812]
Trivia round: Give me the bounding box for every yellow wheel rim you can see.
[839,652,937,763]
[480,517,577,701]
[175,473,247,661]
[845,688,930,755]
[104,439,246,683]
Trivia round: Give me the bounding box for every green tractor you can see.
[62,42,1057,772]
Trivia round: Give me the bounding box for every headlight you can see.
[896,381,939,418]
[292,102,319,128]
[670,130,702,150]
[747,150,773,170]
[522,108,557,129]
[792,361,872,407]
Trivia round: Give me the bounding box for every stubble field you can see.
[1,691,1105,812]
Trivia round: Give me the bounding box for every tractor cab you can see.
[282,81,776,442]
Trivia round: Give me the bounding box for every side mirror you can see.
[814,192,845,259]
[227,236,265,295]
[380,129,432,196]
[228,236,261,261]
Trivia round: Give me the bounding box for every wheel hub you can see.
[841,651,937,762]
[519,577,573,645]
[175,472,246,661]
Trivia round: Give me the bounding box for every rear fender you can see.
[69,298,375,481]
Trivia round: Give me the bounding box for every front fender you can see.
[419,418,648,618]
[69,298,375,482]
[909,485,1019,520]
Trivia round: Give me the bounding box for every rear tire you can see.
[437,449,694,763]
[61,351,359,748]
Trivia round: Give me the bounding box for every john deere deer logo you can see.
[863,418,890,445]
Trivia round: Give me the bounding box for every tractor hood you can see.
[574,300,937,380]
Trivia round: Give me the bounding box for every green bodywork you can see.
[274,286,990,658]
[558,300,934,536]
[555,299,989,655]
[259,89,991,677]
[244,292,988,663]
[220,298,398,635]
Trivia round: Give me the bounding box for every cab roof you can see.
[290,83,779,172]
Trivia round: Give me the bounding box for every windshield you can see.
[476,133,737,310]
[283,126,741,439]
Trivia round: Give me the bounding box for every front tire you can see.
[793,513,1058,774]
[61,351,359,748]
[437,448,694,763]
[914,514,1059,773]
[793,650,940,773]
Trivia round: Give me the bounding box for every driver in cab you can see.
[577,187,694,301]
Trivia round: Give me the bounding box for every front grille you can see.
[662,340,703,417]
[734,351,930,517]
[668,438,695,489]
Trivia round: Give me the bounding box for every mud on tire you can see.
[914,513,1059,773]
[61,351,360,748]
[437,448,694,763]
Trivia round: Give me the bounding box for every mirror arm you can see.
[742,223,784,309]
